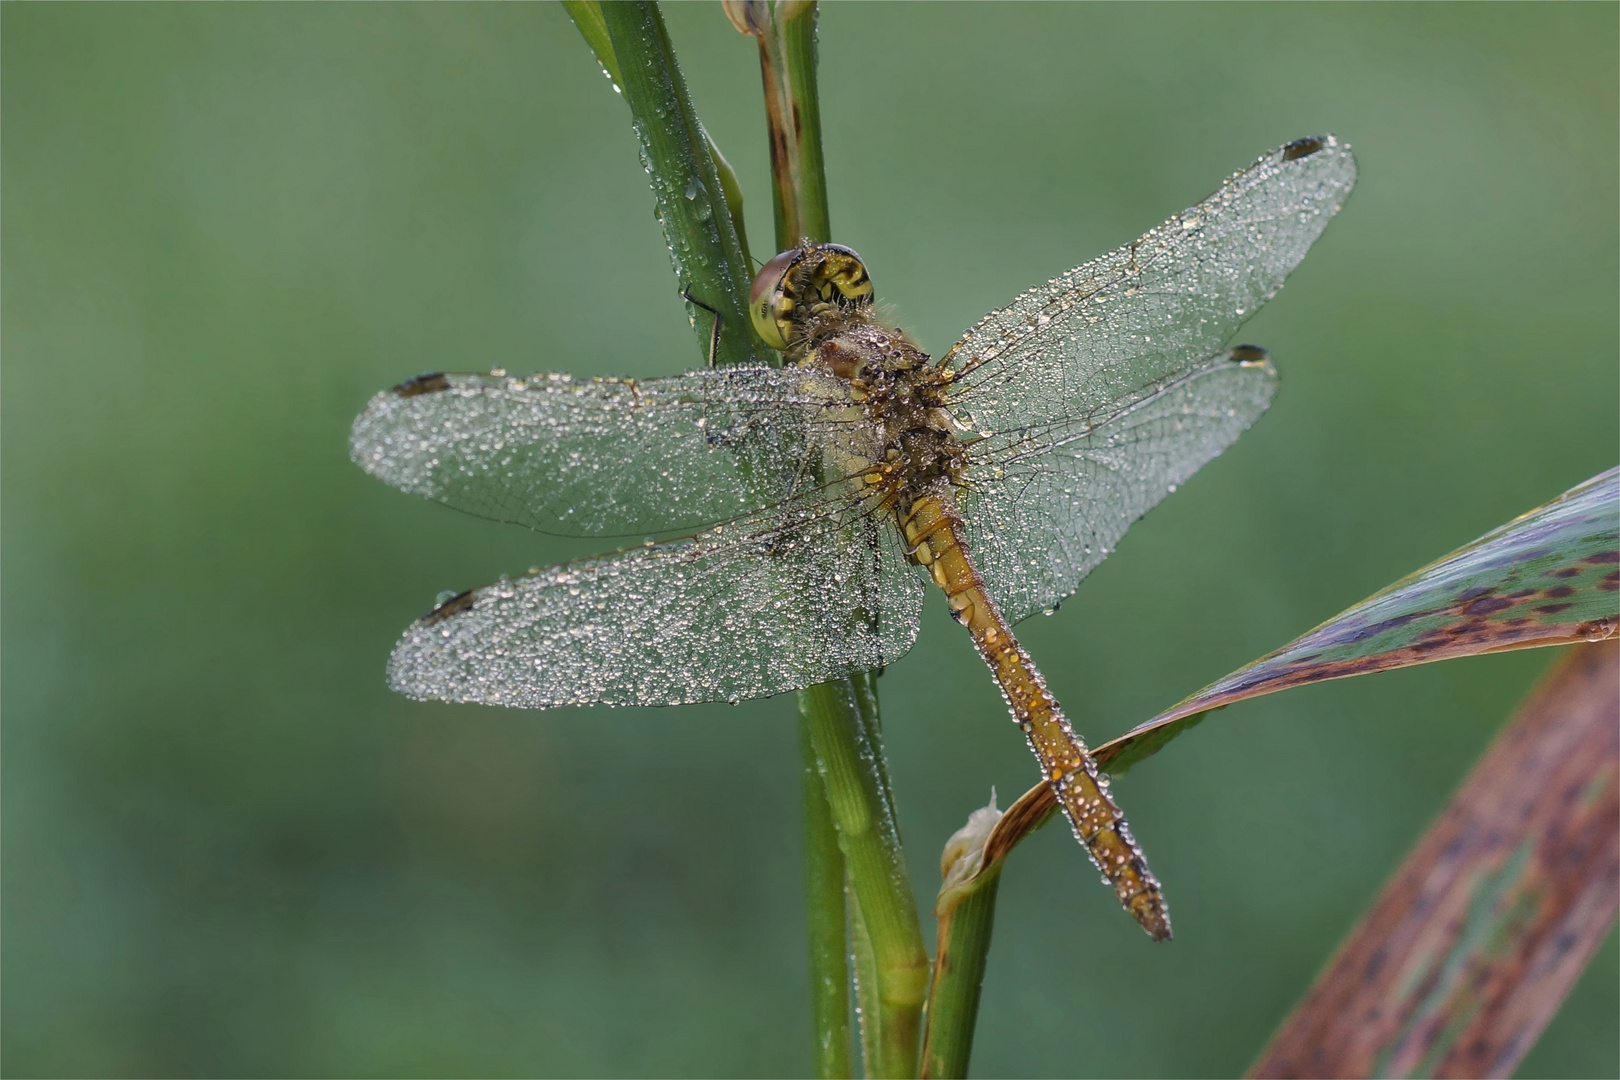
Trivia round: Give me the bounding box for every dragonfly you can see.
[351,135,1356,941]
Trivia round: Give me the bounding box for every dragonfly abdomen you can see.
[901,489,1172,942]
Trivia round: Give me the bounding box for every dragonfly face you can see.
[748,242,874,355]
[351,135,1357,938]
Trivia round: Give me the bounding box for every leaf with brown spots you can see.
[1099,465,1619,775]
[1248,642,1619,1079]
[976,467,1619,873]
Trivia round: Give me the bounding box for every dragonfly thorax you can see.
[805,320,967,506]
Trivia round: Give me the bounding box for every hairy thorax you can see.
[796,308,968,511]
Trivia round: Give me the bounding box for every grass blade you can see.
[594,1,764,369]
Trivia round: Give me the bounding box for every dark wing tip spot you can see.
[1281,136,1326,161]
[395,372,451,398]
[1230,344,1270,363]
[420,588,477,625]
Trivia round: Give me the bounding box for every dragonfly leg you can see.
[679,287,725,367]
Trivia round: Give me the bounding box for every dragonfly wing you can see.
[386,495,924,708]
[350,365,854,537]
[961,349,1277,622]
[943,135,1353,434]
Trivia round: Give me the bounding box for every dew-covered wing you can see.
[961,349,1277,623]
[350,365,855,537]
[386,493,924,708]
[943,135,1353,435]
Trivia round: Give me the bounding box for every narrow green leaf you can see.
[595,1,764,369]
[562,1,620,84]
[569,2,752,305]
[1249,642,1619,1079]
[702,128,752,268]
[573,1,753,282]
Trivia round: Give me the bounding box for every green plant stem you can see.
[734,0,830,245]
[801,713,854,1079]
[735,4,927,1073]
[734,7,852,1067]
[849,888,882,1074]
[801,677,928,1079]
[579,4,927,1073]
[591,1,763,368]
[920,866,1003,1079]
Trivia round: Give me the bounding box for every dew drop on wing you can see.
[434,589,459,608]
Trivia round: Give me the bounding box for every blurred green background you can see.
[4,4,1616,1077]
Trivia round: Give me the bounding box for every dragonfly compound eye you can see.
[749,243,876,351]
[749,248,803,349]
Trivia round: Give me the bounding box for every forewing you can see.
[386,493,925,708]
[944,135,1353,434]
[350,365,854,537]
[961,350,1278,622]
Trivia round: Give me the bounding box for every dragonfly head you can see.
[749,242,874,351]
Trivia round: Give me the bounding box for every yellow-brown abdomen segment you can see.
[902,491,1172,941]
